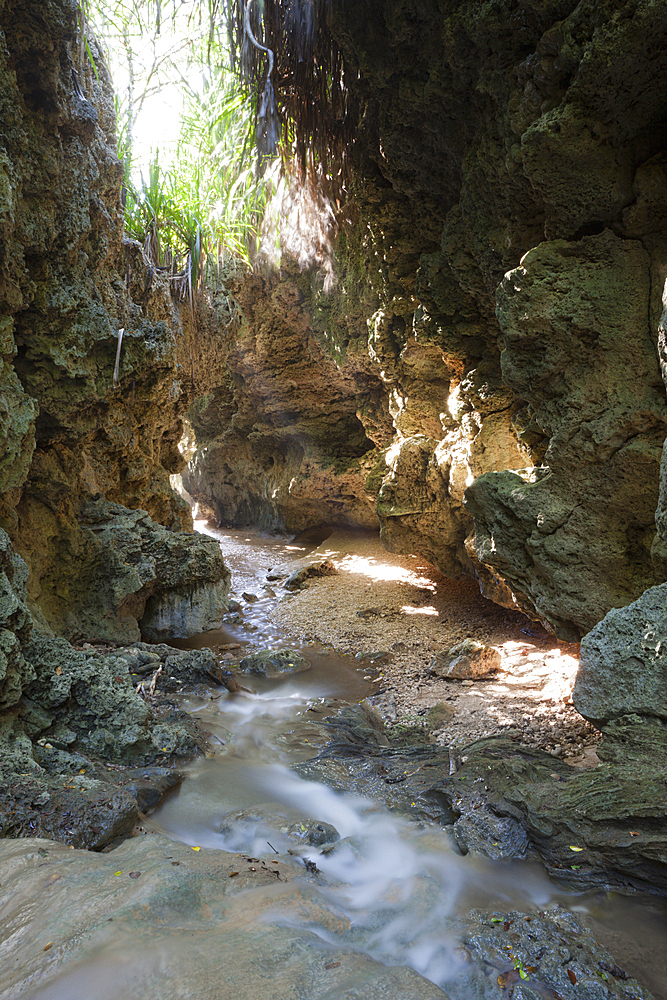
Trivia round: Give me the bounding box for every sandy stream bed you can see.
[216,527,600,766]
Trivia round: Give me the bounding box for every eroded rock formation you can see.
[0,0,232,839]
[176,0,667,642]
[2,0,667,881]
[0,0,230,639]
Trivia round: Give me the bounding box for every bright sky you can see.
[90,2,212,173]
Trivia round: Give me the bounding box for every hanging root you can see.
[243,0,279,156]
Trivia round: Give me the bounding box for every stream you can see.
[2,527,667,999]
[156,527,667,998]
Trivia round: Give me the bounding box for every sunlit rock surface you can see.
[183,268,384,533]
[179,0,667,639]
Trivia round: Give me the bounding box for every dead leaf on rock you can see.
[497,970,520,988]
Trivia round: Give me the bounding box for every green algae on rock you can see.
[0,637,225,848]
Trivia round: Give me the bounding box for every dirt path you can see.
[266,530,600,764]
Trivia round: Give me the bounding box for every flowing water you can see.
[149,527,667,997]
[3,527,667,999]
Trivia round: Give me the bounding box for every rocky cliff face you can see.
[0,0,230,650]
[0,0,235,842]
[2,0,667,707]
[184,0,667,640]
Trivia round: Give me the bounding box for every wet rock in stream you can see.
[0,836,655,1000]
[0,836,452,1000]
[237,647,311,677]
[457,906,654,1000]
[294,711,667,895]
[218,807,340,849]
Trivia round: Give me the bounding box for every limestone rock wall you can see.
[0,0,230,640]
[185,0,667,637]
[341,0,667,638]
[184,269,386,532]
[4,0,667,645]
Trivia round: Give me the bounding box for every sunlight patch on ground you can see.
[400,605,439,616]
[497,640,579,702]
[333,553,436,588]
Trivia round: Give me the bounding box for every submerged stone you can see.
[237,648,311,676]
[217,806,339,849]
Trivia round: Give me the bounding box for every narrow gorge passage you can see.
[3,0,667,996]
[126,526,667,998]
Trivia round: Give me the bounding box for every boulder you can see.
[458,906,654,1000]
[574,583,667,726]
[44,498,232,644]
[430,639,501,680]
[163,647,221,686]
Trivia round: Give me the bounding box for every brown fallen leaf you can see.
[228,872,239,877]
[55,667,63,676]
[324,962,341,970]
[497,970,521,988]
[43,942,53,952]
[567,969,577,985]
[129,871,141,879]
